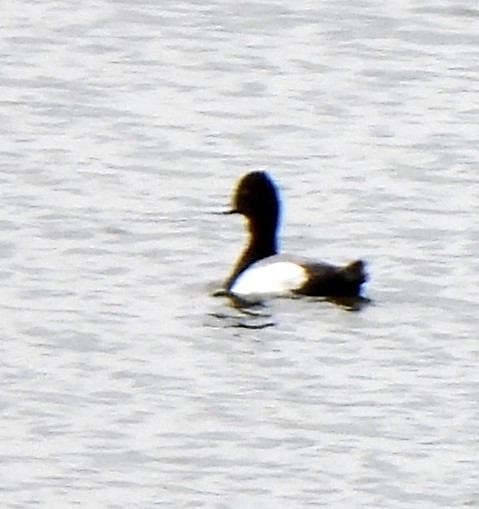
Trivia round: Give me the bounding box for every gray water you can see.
[1,1,478,507]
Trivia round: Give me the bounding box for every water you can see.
[1,1,478,507]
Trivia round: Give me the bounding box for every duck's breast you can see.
[230,255,308,298]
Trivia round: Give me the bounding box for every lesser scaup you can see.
[223,171,368,300]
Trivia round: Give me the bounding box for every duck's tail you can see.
[339,260,368,286]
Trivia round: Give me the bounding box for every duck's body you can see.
[223,171,367,301]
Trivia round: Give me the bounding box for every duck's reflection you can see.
[209,289,372,329]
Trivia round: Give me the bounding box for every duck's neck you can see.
[225,217,278,290]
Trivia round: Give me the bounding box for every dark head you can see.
[228,171,280,224]
[224,171,281,289]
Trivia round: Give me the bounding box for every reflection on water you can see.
[209,307,276,330]
[210,291,373,329]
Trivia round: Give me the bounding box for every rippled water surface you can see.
[2,1,478,507]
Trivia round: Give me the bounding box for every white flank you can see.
[231,259,308,298]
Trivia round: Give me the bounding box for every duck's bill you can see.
[213,209,238,215]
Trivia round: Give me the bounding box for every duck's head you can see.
[226,171,280,223]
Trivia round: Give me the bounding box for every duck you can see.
[222,171,367,301]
